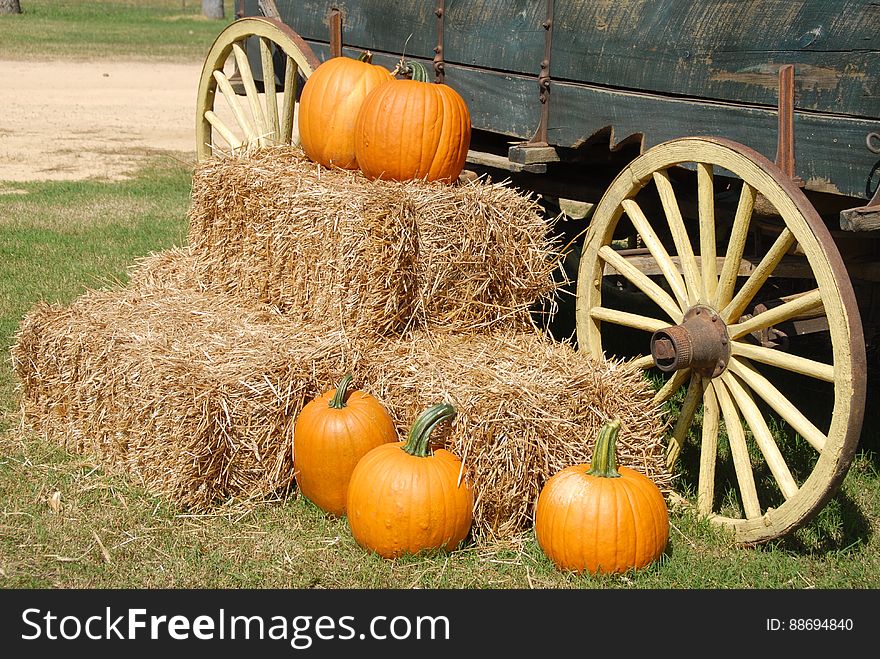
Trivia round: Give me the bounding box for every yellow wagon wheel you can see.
[196,16,320,161]
[575,136,866,545]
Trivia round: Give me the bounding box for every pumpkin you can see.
[346,403,473,558]
[297,52,393,170]
[353,59,471,183]
[293,373,397,517]
[534,419,669,575]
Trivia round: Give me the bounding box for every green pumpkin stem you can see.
[394,57,430,82]
[587,419,623,479]
[402,403,456,457]
[329,373,354,409]
[358,50,374,64]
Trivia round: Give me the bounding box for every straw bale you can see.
[126,245,202,292]
[10,283,363,511]
[186,146,564,335]
[358,330,671,541]
[402,176,564,332]
[13,279,669,539]
[188,146,421,336]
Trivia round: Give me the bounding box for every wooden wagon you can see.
[194,0,880,545]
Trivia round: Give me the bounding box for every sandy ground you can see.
[0,58,208,184]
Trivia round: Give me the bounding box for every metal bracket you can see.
[508,0,559,167]
[329,7,343,58]
[434,2,446,84]
[774,64,805,187]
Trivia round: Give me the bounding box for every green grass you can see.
[1,1,879,591]
[0,0,236,61]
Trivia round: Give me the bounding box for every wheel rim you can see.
[196,17,320,161]
[575,136,866,545]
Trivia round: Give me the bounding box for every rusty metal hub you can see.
[650,305,731,378]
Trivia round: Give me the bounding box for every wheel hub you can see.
[650,305,731,378]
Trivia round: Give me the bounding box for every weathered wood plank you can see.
[839,205,880,231]
[263,0,880,118]
[303,41,878,200]
[552,0,880,118]
[249,1,880,200]
[549,77,880,199]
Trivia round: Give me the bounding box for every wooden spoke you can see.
[630,354,657,370]
[212,69,258,145]
[204,110,241,149]
[598,245,683,322]
[653,170,702,304]
[697,163,718,302]
[665,372,703,469]
[196,17,319,160]
[621,199,690,310]
[722,227,796,323]
[259,36,281,140]
[714,378,762,519]
[588,306,669,333]
[721,371,800,500]
[652,367,691,406]
[232,42,271,145]
[727,288,823,340]
[730,341,834,382]
[280,55,299,145]
[697,380,719,516]
[727,357,827,452]
[714,182,756,310]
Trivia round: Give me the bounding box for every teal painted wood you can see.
[551,0,880,118]
[249,0,880,200]
[266,0,878,117]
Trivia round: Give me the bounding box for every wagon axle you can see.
[650,306,730,378]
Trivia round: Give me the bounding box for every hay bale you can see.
[127,246,201,292]
[188,147,421,335]
[10,282,360,511]
[402,178,563,332]
[187,146,564,334]
[12,279,669,538]
[359,330,671,541]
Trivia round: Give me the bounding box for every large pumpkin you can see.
[534,420,669,575]
[293,373,397,517]
[353,59,471,183]
[346,403,473,558]
[297,52,393,169]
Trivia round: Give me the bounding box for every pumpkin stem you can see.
[328,373,354,409]
[402,403,456,457]
[393,57,430,82]
[358,50,373,64]
[586,419,623,479]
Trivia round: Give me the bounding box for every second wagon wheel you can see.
[196,17,320,161]
[575,136,866,545]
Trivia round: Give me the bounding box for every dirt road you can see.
[1,58,204,183]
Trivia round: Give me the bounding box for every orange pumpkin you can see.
[535,419,669,575]
[346,403,473,558]
[353,59,471,183]
[297,52,393,169]
[293,373,397,517]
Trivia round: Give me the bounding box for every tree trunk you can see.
[202,0,225,20]
[0,0,23,15]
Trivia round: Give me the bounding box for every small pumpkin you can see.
[297,52,393,169]
[353,58,471,183]
[293,373,397,517]
[534,419,669,575]
[346,403,473,558]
